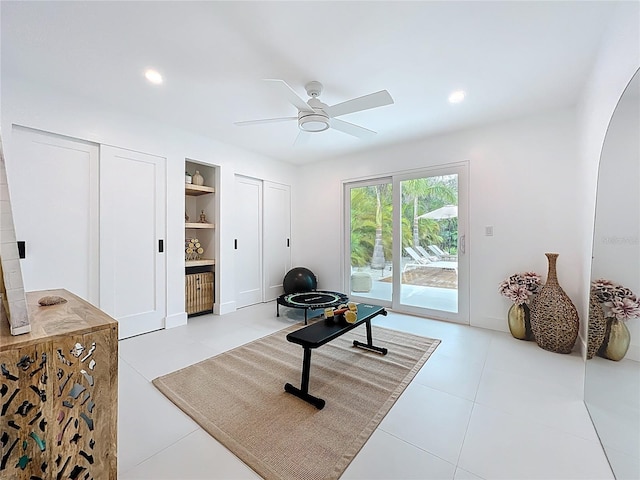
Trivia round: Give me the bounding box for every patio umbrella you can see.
[418,205,458,220]
[418,205,458,252]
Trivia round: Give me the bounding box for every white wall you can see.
[294,107,581,333]
[576,0,640,351]
[1,76,296,326]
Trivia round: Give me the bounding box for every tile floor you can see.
[117,302,614,480]
[584,356,640,479]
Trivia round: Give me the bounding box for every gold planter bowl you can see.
[599,318,631,361]
[508,303,532,341]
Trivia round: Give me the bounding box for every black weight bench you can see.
[284,304,388,409]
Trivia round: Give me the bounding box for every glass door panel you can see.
[345,178,392,305]
[393,164,468,324]
[398,174,459,313]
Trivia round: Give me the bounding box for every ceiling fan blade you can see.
[293,131,311,146]
[234,116,297,126]
[325,90,394,118]
[330,118,377,138]
[264,79,315,113]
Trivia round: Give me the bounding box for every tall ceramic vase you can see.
[529,253,579,354]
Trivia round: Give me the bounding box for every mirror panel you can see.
[0,133,30,334]
[585,69,640,479]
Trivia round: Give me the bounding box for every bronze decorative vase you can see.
[529,253,579,354]
[599,318,630,361]
[508,303,533,340]
[587,288,606,359]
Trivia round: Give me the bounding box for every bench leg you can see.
[284,347,325,409]
[353,320,388,355]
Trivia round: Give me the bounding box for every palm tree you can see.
[349,188,376,267]
[370,184,389,269]
[401,177,456,249]
[349,184,392,269]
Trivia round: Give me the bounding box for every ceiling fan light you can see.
[448,90,466,103]
[144,69,163,85]
[299,114,330,132]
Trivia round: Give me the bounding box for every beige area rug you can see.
[381,267,458,289]
[153,323,440,480]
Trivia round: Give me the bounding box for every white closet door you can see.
[263,181,291,301]
[100,145,166,339]
[10,127,99,304]
[235,175,263,308]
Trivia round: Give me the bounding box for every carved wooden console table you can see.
[0,289,118,479]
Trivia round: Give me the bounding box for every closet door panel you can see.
[9,127,99,304]
[234,175,263,308]
[263,181,291,301]
[100,145,166,338]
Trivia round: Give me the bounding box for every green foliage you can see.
[400,176,457,248]
[350,185,392,266]
[349,175,458,266]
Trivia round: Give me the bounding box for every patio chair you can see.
[416,245,438,261]
[403,246,435,272]
[426,244,457,261]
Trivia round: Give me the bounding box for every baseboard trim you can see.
[165,311,187,329]
[218,301,236,316]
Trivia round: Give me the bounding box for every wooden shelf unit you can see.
[186,258,215,267]
[185,222,215,229]
[185,184,215,196]
[185,161,216,317]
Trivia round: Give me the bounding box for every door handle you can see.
[459,234,466,255]
[287,238,290,247]
[158,239,164,253]
[234,239,238,250]
[17,241,26,259]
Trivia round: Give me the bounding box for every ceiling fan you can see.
[234,79,394,140]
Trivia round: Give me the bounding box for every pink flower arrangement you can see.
[591,279,640,321]
[498,272,542,305]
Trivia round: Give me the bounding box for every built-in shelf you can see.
[185,222,215,229]
[185,184,215,196]
[186,258,215,267]
[185,161,216,317]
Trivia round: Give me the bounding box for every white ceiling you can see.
[1,1,619,164]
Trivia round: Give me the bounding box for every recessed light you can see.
[144,69,163,85]
[448,90,465,104]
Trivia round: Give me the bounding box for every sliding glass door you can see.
[345,164,468,324]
